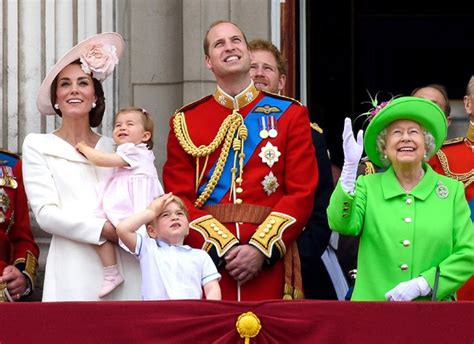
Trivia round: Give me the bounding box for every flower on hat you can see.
[80,43,119,81]
[356,91,399,126]
[368,100,390,119]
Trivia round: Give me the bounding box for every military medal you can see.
[9,178,17,189]
[0,189,9,208]
[268,116,278,138]
[258,142,281,168]
[0,167,17,189]
[435,181,449,199]
[258,116,269,139]
[0,189,9,223]
[0,168,4,187]
[261,171,279,195]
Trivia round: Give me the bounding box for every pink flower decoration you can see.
[369,101,390,119]
[80,43,119,81]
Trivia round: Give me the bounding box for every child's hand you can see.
[148,193,173,215]
[75,141,87,152]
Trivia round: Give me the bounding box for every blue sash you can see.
[0,153,17,167]
[198,96,292,205]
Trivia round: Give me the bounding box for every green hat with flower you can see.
[363,96,448,167]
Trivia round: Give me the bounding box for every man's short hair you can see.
[411,83,451,117]
[248,39,288,76]
[203,20,249,56]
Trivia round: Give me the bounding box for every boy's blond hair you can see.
[166,196,189,219]
[146,195,189,229]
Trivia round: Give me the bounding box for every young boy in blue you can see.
[117,193,221,300]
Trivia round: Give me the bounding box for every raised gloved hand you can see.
[385,276,431,301]
[340,118,364,193]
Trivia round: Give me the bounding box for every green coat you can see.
[327,164,474,301]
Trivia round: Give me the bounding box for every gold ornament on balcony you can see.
[236,311,261,343]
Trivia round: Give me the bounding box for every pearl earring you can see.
[383,154,387,160]
[54,104,59,110]
[92,102,97,108]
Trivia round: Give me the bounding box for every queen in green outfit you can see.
[327,97,474,301]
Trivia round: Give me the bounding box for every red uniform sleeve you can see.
[1,159,39,289]
[428,152,443,175]
[163,115,209,221]
[248,104,318,259]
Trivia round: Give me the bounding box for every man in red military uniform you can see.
[163,21,317,301]
[428,76,474,300]
[0,149,39,302]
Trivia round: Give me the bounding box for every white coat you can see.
[22,133,141,301]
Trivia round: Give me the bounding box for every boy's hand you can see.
[148,193,173,215]
[75,141,87,152]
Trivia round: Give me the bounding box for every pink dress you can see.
[98,143,164,226]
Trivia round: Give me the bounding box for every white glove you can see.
[385,276,431,301]
[340,118,364,193]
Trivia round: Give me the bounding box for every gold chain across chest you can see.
[173,110,248,208]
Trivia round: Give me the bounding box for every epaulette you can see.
[442,137,464,146]
[262,90,303,106]
[310,122,323,134]
[174,95,213,114]
[0,148,19,159]
[359,156,377,175]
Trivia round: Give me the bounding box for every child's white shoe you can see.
[99,265,124,298]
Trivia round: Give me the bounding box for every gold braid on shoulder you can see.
[436,150,474,188]
[364,160,376,175]
[173,110,246,208]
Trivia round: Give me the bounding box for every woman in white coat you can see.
[22,33,141,301]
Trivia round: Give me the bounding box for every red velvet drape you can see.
[1,300,472,343]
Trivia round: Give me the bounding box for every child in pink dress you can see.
[76,107,163,297]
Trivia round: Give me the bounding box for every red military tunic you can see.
[163,83,317,301]
[429,126,474,300]
[0,149,39,301]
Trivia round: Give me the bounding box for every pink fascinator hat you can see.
[36,32,124,116]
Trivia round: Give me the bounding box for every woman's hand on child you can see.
[101,221,118,243]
